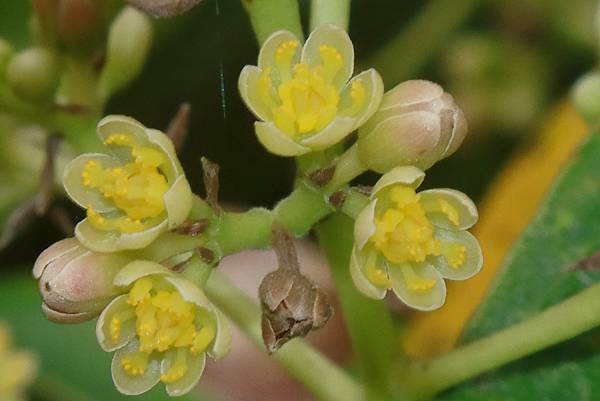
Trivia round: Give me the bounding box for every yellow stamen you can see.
[371,186,440,264]
[121,351,149,376]
[160,348,188,383]
[81,133,169,233]
[400,265,436,292]
[275,40,300,81]
[440,242,466,269]
[342,78,366,116]
[366,263,392,288]
[190,325,216,355]
[423,198,461,227]
[109,310,135,344]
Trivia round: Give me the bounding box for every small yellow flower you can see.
[0,322,37,401]
[238,24,384,156]
[96,261,231,396]
[351,166,482,310]
[63,115,192,252]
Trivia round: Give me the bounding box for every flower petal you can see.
[357,111,442,173]
[372,166,425,197]
[74,219,166,253]
[33,238,80,279]
[97,115,149,161]
[164,175,192,229]
[420,189,478,230]
[340,69,384,127]
[114,260,172,287]
[379,80,443,111]
[96,295,136,352]
[255,122,311,156]
[441,106,468,158]
[162,350,206,397]
[299,116,355,150]
[258,30,301,72]
[209,310,232,360]
[63,153,120,213]
[111,340,161,395]
[350,247,387,300]
[238,65,272,121]
[163,276,212,309]
[389,262,446,311]
[431,228,482,281]
[354,199,377,250]
[301,23,354,90]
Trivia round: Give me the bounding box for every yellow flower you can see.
[97,261,231,396]
[0,322,37,401]
[63,115,192,252]
[238,24,383,156]
[351,166,482,310]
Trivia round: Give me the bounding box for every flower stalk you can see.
[402,280,600,399]
[310,0,351,31]
[240,0,304,45]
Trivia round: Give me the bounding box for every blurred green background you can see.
[0,0,598,400]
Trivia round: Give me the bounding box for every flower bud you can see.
[259,268,332,353]
[6,47,62,103]
[572,70,600,124]
[97,6,152,103]
[33,238,131,323]
[357,80,467,172]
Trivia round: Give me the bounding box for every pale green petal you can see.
[340,69,384,128]
[164,175,192,229]
[74,219,166,253]
[97,115,147,144]
[353,199,377,250]
[431,228,482,281]
[114,260,171,287]
[33,238,79,278]
[379,80,443,111]
[63,153,120,213]
[163,276,212,309]
[350,247,387,300]
[389,262,446,311]
[209,310,232,360]
[299,116,355,150]
[96,295,135,352]
[258,30,301,72]
[357,111,442,173]
[301,24,354,90]
[145,128,182,181]
[111,340,161,395]
[162,350,206,397]
[420,189,478,230]
[255,122,311,156]
[372,166,425,197]
[238,65,272,121]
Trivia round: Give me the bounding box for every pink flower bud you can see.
[33,238,131,323]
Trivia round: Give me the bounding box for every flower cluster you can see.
[34,116,231,396]
[0,322,37,401]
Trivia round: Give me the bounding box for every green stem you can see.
[316,213,399,400]
[404,281,600,399]
[339,189,370,219]
[363,0,482,85]
[205,271,365,401]
[241,0,304,45]
[310,0,351,31]
[325,143,368,193]
[274,182,334,236]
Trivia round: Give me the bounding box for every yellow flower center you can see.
[372,186,440,264]
[110,277,216,383]
[258,41,364,138]
[81,133,169,233]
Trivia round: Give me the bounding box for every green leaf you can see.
[440,133,600,400]
[0,273,215,401]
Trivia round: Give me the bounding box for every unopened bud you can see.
[97,6,152,103]
[33,238,130,323]
[572,70,600,124]
[125,0,203,18]
[258,228,332,353]
[6,47,62,102]
[357,80,468,172]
